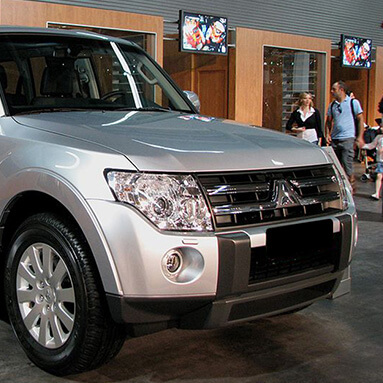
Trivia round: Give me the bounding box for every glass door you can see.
[262,47,326,132]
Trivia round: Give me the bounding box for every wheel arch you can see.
[0,170,122,296]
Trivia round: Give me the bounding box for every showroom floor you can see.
[1,162,382,383]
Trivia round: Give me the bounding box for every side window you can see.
[75,57,99,99]
[91,53,135,106]
[0,61,22,95]
[30,55,99,100]
[30,57,46,97]
[129,55,171,108]
[91,54,116,96]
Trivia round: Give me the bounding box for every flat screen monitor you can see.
[179,10,228,55]
[341,35,372,69]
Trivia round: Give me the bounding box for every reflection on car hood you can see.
[14,111,329,172]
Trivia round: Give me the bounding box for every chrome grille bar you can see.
[197,165,342,229]
[213,191,339,216]
[214,201,277,216]
[206,182,270,195]
[299,191,340,205]
[290,175,337,188]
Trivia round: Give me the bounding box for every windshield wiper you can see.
[115,106,192,113]
[13,107,90,116]
[114,106,171,112]
[138,106,171,112]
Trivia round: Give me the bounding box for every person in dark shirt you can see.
[286,92,323,145]
[378,96,383,120]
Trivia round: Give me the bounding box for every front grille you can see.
[197,165,343,230]
[249,220,341,284]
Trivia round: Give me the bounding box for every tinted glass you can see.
[0,34,192,115]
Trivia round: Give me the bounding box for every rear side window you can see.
[0,60,25,105]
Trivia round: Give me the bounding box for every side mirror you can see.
[183,90,201,113]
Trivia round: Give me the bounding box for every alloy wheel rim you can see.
[16,243,75,349]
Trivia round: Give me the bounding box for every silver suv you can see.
[0,27,357,375]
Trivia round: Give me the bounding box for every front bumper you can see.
[104,210,354,329]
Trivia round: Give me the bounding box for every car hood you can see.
[14,111,329,172]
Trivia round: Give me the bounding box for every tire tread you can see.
[5,213,126,375]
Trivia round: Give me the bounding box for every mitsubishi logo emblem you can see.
[272,180,301,208]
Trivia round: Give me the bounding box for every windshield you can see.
[0,33,193,115]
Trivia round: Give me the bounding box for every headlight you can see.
[321,146,351,211]
[332,164,349,211]
[107,171,213,231]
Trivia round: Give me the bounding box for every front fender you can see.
[0,169,123,295]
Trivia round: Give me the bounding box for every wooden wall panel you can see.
[0,0,163,64]
[197,70,226,118]
[194,55,228,118]
[163,39,192,90]
[163,42,229,118]
[235,28,331,126]
[227,48,236,120]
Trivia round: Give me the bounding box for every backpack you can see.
[363,127,380,144]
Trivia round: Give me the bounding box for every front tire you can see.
[4,213,126,375]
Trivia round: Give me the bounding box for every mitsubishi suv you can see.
[0,27,357,375]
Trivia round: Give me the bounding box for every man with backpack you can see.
[325,80,365,190]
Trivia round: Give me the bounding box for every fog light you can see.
[161,247,204,284]
[163,250,183,276]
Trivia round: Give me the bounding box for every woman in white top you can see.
[286,92,323,145]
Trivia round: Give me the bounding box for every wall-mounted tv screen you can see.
[341,35,372,69]
[179,10,228,55]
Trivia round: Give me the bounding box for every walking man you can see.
[325,80,365,190]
